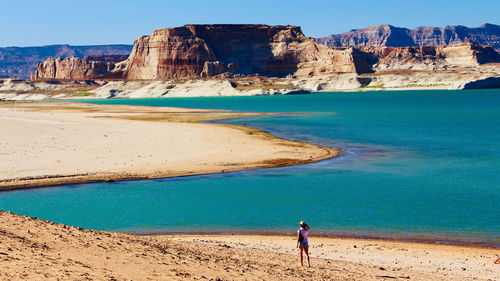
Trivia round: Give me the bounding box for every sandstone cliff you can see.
[359,41,500,71]
[0,44,132,79]
[32,24,500,82]
[318,23,500,51]
[118,24,365,80]
[34,24,368,80]
[32,56,125,80]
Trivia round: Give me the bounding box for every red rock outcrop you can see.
[0,44,132,79]
[356,41,500,70]
[117,24,365,79]
[32,56,123,80]
[439,41,500,65]
[318,23,500,51]
[34,24,369,80]
[32,25,500,81]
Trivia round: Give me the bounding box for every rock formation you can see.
[0,45,132,79]
[33,24,370,80]
[317,23,500,51]
[32,56,124,80]
[358,41,500,71]
[32,24,500,81]
[118,24,366,79]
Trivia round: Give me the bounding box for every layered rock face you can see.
[0,45,132,79]
[33,25,367,80]
[318,23,500,51]
[32,24,500,81]
[119,24,364,79]
[359,41,500,70]
[32,56,124,80]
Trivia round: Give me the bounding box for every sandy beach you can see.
[0,101,338,189]
[1,211,498,281]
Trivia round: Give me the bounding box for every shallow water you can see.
[1,90,499,246]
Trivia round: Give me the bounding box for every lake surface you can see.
[1,90,499,247]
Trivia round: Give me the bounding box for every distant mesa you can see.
[0,44,132,79]
[317,23,500,51]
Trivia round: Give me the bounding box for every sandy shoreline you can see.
[0,101,338,189]
[1,211,498,281]
[130,229,499,250]
[170,234,500,280]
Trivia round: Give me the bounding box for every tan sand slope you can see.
[0,102,338,189]
[172,235,500,281]
[1,211,498,280]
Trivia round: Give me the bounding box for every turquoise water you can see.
[1,90,499,246]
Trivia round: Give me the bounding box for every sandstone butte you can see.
[32,24,500,81]
[34,24,363,80]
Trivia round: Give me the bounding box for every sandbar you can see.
[0,101,338,189]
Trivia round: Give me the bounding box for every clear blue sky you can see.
[1,0,498,47]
